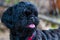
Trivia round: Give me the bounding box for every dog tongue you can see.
[28,24,35,28]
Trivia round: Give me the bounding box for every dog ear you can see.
[1,7,14,29]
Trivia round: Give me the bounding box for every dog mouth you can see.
[27,24,35,28]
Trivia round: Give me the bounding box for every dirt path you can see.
[0,31,9,40]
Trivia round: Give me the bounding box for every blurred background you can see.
[0,0,60,40]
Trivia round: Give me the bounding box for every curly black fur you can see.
[1,2,39,40]
[1,1,60,40]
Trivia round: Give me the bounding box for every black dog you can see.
[1,1,60,40]
[1,2,39,40]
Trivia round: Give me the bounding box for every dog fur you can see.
[1,1,60,40]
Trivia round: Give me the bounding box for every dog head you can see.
[1,2,39,37]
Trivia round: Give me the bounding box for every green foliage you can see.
[50,23,58,29]
[14,0,19,4]
[5,0,19,4]
[5,0,10,4]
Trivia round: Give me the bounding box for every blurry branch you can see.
[39,14,60,25]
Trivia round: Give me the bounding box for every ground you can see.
[0,31,9,40]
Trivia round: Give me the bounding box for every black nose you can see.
[30,17,35,22]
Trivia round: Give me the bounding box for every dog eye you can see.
[34,12,38,16]
[24,11,32,17]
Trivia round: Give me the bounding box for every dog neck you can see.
[10,30,36,40]
[27,31,36,40]
[19,31,36,40]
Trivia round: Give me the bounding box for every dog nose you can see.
[30,17,35,22]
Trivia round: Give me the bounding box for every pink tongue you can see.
[28,24,35,28]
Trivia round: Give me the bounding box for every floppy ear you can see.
[1,7,14,29]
